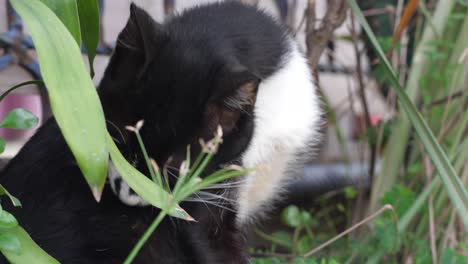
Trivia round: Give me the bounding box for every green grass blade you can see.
[76,0,100,77]
[1,226,59,264]
[39,0,81,46]
[10,0,108,200]
[348,0,468,229]
[107,134,192,221]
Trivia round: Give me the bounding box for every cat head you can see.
[100,4,260,176]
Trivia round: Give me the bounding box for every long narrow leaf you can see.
[390,0,419,53]
[107,134,192,221]
[348,0,468,229]
[1,226,59,264]
[76,0,100,77]
[39,0,81,46]
[10,0,108,200]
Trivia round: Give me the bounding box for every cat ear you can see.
[205,66,260,134]
[117,3,164,57]
[100,4,166,92]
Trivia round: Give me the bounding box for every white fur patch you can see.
[236,40,321,223]
[108,161,149,206]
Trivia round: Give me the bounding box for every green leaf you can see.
[0,210,18,229]
[344,186,358,199]
[10,0,108,199]
[271,231,293,248]
[1,226,59,263]
[281,205,302,228]
[0,184,22,207]
[300,211,318,228]
[380,185,416,217]
[348,0,468,230]
[0,232,21,254]
[76,0,100,77]
[296,236,314,255]
[0,80,43,103]
[0,138,4,154]
[441,247,467,264]
[107,134,192,221]
[0,109,39,130]
[39,0,81,46]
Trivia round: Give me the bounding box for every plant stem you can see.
[124,210,168,264]
[135,131,162,186]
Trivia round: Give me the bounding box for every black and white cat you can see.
[0,2,320,263]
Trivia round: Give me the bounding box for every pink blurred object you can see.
[369,115,382,126]
[0,93,43,141]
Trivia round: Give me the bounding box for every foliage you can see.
[0,77,48,263]
[0,0,466,263]
[1,0,246,263]
[253,0,467,263]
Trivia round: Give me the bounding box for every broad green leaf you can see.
[40,0,81,46]
[0,232,21,255]
[1,226,59,263]
[0,80,43,103]
[0,109,38,130]
[348,0,468,230]
[10,0,108,200]
[107,134,192,221]
[0,138,4,154]
[296,236,314,255]
[0,210,18,229]
[77,0,100,77]
[0,184,22,207]
[281,205,301,228]
[271,231,293,248]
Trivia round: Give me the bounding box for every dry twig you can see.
[303,204,398,257]
[306,0,348,70]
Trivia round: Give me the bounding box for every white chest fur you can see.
[237,40,321,223]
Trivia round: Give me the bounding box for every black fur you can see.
[0,2,289,263]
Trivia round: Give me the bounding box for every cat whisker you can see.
[184,198,237,213]
[106,120,126,144]
[191,190,236,203]
[201,180,247,190]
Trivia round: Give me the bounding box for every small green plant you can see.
[1,1,249,263]
[121,122,248,263]
[0,82,59,263]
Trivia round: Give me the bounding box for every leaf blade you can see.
[10,0,109,199]
[348,0,468,229]
[76,0,100,77]
[390,0,419,53]
[0,232,21,255]
[0,210,18,229]
[107,134,192,221]
[39,0,81,46]
[0,184,22,207]
[0,109,39,130]
[1,226,59,264]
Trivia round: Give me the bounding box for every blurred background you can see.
[0,0,467,263]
